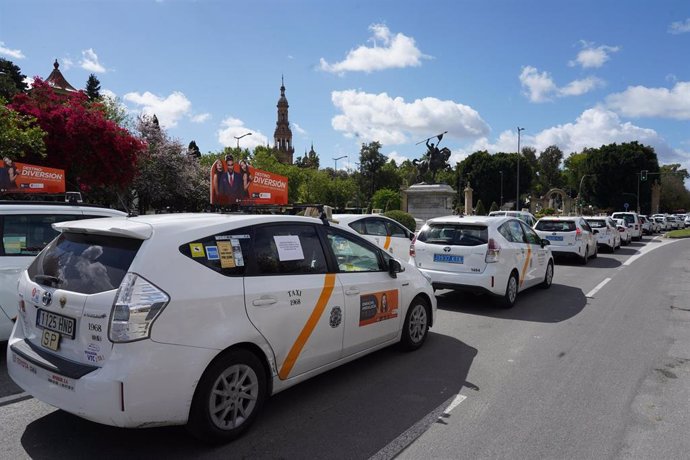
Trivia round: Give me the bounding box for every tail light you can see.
[409,234,417,257]
[109,273,169,343]
[485,238,500,263]
[575,228,582,240]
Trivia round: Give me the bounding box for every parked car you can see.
[584,217,620,252]
[614,218,632,245]
[638,215,653,235]
[685,215,690,228]
[611,212,642,241]
[488,210,537,227]
[410,215,554,308]
[7,214,436,443]
[652,216,668,232]
[332,214,414,262]
[667,215,681,230]
[534,216,598,264]
[0,201,126,342]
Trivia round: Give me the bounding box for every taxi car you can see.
[584,217,620,252]
[410,215,554,308]
[611,212,642,241]
[0,201,126,342]
[534,216,598,264]
[332,214,414,261]
[7,214,436,443]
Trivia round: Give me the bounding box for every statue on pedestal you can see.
[414,131,451,183]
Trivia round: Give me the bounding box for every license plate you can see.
[36,309,76,339]
[434,254,464,264]
[41,329,61,351]
[546,235,564,241]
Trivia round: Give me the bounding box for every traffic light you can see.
[641,170,648,181]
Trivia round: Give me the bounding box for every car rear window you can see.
[535,220,577,232]
[586,220,606,228]
[417,223,488,246]
[27,232,142,294]
[612,213,634,224]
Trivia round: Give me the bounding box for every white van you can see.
[0,202,126,341]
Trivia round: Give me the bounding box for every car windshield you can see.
[417,223,488,246]
[535,220,577,232]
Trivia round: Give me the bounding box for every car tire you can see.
[540,260,554,289]
[500,271,519,308]
[187,349,267,444]
[400,296,430,351]
[580,246,589,265]
[592,244,598,258]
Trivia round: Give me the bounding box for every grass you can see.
[667,228,690,238]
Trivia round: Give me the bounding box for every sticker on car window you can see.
[230,238,244,266]
[205,246,219,261]
[217,241,236,268]
[359,289,399,326]
[216,234,251,240]
[189,243,205,258]
[274,235,304,261]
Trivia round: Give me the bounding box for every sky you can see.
[1,0,689,183]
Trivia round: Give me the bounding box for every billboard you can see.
[0,158,66,194]
[210,156,288,206]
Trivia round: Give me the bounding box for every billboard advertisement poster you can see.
[210,156,288,206]
[0,158,66,194]
[359,289,399,327]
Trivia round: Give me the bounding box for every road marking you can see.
[622,237,681,266]
[586,278,612,298]
[0,392,32,407]
[369,393,466,460]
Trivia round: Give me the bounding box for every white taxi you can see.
[410,216,554,308]
[534,216,598,264]
[7,214,435,443]
[332,214,414,261]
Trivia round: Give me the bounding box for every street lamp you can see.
[516,127,525,211]
[499,171,504,208]
[234,132,252,149]
[333,155,347,171]
[578,174,594,215]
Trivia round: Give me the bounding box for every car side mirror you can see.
[540,239,551,247]
[388,258,403,278]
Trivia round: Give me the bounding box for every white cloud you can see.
[80,48,105,73]
[23,76,34,89]
[216,117,268,149]
[519,66,604,102]
[292,122,307,136]
[61,57,74,70]
[668,18,690,34]
[386,150,410,165]
[123,90,192,128]
[319,24,430,74]
[0,42,25,59]
[568,42,620,68]
[190,113,211,123]
[331,90,489,145]
[605,82,690,120]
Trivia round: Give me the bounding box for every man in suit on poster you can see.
[225,154,243,204]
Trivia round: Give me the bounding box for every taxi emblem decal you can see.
[42,291,52,307]
[443,246,451,252]
[329,307,342,328]
[59,295,67,308]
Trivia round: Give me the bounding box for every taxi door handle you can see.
[345,288,360,296]
[252,297,277,306]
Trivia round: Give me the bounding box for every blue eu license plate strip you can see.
[546,235,564,241]
[434,254,464,264]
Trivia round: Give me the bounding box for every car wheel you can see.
[500,272,519,308]
[400,296,430,351]
[592,244,598,258]
[541,260,554,289]
[580,246,589,265]
[187,349,267,444]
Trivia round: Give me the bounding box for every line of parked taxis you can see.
[0,203,671,443]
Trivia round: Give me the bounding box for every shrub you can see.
[489,201,499,212]
[475,200,486,215]
[371,188,401,211]
[384,210,416,232]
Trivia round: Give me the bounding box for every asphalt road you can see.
[1,235,689,459]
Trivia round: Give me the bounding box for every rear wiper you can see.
[34,274,63,288]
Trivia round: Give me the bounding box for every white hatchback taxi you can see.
[534,216,598,264]
[7,214,436,443]
[332,214,414,261]
[410,216,554,308]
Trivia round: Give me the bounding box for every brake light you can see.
[485,238,500,263]
[109,273,169,343]
[409,234,417,257]
[575,228,582,240]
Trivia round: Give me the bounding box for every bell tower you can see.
[273,76,294,164]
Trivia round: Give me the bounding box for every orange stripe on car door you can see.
[519,247,532,287]
[383,236,392,250]
[278,273,337,380]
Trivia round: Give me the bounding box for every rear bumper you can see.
[549,244,584,256]
[419,266,507,297]
[7,321,218,428]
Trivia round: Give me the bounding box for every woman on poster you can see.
[211,159,231,203]
[239,159,252,200]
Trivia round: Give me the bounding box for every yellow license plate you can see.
[41,329,61,351]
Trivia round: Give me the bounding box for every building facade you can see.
[273,77,295,164]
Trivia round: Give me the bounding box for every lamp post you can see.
[578,174,593,215]
[499,171,504,208]
[333,155,347,171]
[234,132,252,149]
[516,127,525,210]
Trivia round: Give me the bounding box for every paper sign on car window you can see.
[217,241,235,268]
[274,235,304,261]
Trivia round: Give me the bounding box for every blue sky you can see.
[2,0,689,178]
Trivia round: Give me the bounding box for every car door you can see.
[498,220,529,288]
[243,223,346,381]
[521,222,548,287]
[384,218,413,261]
[323,226,402,357]
[580,219,596,253]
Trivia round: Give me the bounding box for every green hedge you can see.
[384,210,416,232]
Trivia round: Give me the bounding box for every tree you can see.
[187,140,201,158]
[0,58,28,100]
[359,141,386,197]
[85,74,101,101]
[371,188,401,211]
[475,199,486,215]
[538,145,564,192]
[489,201,499,212]
[9,78,145,192]
[659,164,690,212]
[295,147,319,169]
[0,103,46,159]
